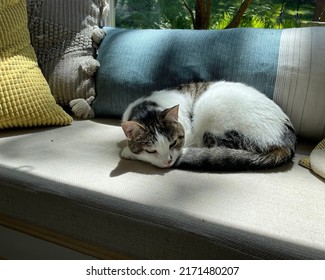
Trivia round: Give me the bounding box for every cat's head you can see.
[121,105,184,168]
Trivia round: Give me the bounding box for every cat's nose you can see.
[165,157,173,167]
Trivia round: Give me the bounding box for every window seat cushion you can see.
[1,119,324,259]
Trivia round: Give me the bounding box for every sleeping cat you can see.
[121,81,296,171]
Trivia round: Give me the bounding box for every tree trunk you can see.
[313,0,325,21]
[225,0,252,29]
[183,0,212,29]
[194,0,212,29]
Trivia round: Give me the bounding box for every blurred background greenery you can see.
[114,0,319,29]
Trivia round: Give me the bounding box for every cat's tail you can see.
[174,146,295,172]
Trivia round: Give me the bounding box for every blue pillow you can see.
[93,27,281,118]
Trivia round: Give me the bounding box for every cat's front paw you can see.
[121,146,136,160]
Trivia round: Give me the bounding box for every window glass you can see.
[113,0,316,29]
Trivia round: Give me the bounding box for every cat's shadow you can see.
[110,141,172,177]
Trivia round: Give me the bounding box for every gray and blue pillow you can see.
[93,27,325,141]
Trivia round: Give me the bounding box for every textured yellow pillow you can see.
[0,0,72,128]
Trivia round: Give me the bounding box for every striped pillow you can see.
[274,27,325,140]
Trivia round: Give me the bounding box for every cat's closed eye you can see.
[169,140,177,149]
[146,149,157,154]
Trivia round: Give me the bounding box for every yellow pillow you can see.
[0,0,72,128]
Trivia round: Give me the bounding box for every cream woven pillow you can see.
[0,0,72,129]
[27,0,109,119]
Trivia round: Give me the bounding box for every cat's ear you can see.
[162,105,179,122]
[121,121,145,140]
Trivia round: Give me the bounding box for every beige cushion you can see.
[1,119,324,259]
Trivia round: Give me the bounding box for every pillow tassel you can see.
[92,26,106,48]
[70,96,95,119]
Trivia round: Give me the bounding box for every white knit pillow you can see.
[27,0,109,119]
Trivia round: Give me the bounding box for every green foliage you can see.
[116,0,162,28]
[209,1,314,29]
[156,0,193,29]
[210,12,233,29]
[115,0,315,29]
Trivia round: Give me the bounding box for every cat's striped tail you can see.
[174,146,295,172]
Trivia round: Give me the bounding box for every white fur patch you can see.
[192,81,288,148]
